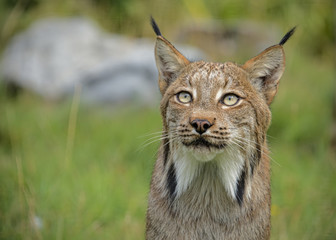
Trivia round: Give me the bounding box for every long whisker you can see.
[266,133,276,140]
[232,137,280,167]
[141,133,168,144]
[138,131,166,138]
[149,135,181,160]
[236,136,276,159]
[137,129,181,152]
[138,135,170,151]
[140,129,180,144]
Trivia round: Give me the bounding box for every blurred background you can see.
[0,0,335,239]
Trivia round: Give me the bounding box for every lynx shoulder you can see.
[146,17,295,240]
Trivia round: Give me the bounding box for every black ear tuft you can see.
[279,26,296,45]
[150,16,162,36]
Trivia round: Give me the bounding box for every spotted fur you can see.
[146,18,294,240]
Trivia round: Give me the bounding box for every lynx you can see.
[146,18,295,240]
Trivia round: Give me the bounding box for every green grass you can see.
[0,95,162,239]
[0,50,335,240]
[269,51,336,239]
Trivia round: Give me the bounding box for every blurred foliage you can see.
[3,0,39,10]
[0,0,335,60]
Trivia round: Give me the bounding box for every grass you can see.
[0,91,163,239]
[269,51,336,239]
[0,48,335,240]
[271,145,336,240]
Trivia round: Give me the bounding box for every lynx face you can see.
[163,61,270,163]
[152,24,293,200]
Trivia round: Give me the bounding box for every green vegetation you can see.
[0,0,335,239]
[0,94,161,239]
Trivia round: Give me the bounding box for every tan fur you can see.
[146,21,293,240]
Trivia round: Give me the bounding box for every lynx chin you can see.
[146,17,295,240]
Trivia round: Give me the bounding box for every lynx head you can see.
[151,18,295,200]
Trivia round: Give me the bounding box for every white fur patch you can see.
[217,150,245,200]
[173,148,201,196]
[192,88,197,100]
[172,145,245,200]
[215,89,224,102]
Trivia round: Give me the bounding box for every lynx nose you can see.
[190,119,213,135]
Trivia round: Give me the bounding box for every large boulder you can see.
[1,17,204,105]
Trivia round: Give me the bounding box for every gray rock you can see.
[0,17,204,105]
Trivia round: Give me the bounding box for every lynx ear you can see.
[151,17,190,94]
[243,45,285,105]
[243,27,295,105]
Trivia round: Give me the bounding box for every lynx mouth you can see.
[182,137,226,150]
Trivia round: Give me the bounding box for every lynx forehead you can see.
[179,62,243,93]
[170,61,252,104]
[146,17,295,240]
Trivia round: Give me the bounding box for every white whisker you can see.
[233,136,281,167]
[138,131,166,138]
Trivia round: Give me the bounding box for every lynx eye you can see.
[221,94,240,106]
[176,91,192,104]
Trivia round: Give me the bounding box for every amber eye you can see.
[176,91,192,104]
[221,94,240,106]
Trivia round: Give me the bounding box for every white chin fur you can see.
[182,145,219,162]
[173,145,245,200]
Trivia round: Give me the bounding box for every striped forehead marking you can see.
[188,63,227,83]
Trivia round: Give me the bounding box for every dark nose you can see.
[190,119,213,134]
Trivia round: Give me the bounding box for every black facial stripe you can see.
[250,144,261,176]
[167,162,177,200]
[235,168,246,206]
[250,153,255,177]
[163,139,170,167]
